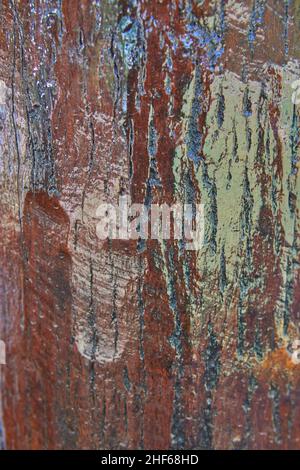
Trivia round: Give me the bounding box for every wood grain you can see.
[0,0,299,449]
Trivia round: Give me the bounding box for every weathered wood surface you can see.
[0,0,300,450]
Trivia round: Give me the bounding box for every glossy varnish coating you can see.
[0,0,300,449]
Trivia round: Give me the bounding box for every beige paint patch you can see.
[0,78,28,225]
[0,79,8,104]
[0,341,5,365]
[71,196,146,364]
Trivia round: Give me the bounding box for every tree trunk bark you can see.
[0,0,300,450]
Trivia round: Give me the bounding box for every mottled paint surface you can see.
[0,0,300,450]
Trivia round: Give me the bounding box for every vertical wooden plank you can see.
[0,0,299,450]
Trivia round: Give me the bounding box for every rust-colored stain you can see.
[259,347,300,377]
[0,0,300,450]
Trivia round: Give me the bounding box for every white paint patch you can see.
[227,0,249,26]
[0,341,5,365]
[69,192,146,364]
[0,80,8,105]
